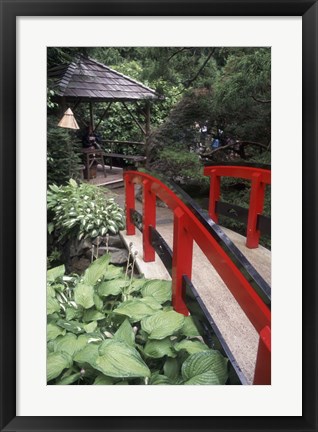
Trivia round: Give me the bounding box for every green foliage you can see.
[47,180,125,241]
[47,256,229,385]
[47,87,58,109]
[151,147,208,190]
[47,116,83,185]
[47,248,62,269]
[211,48,271,143]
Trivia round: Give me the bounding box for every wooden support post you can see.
[171,208,193,316]
[253,326,271,385]
[145,100,151,169]
[89,101,94,129]
[122,102,146,135]
[124,174,136,236]
[142,180,156,262]
[72,98,82,113]
[208,169,221,223]
[94,102,112,131]
[246,173,266,248]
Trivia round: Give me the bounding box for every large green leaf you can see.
[56,372,81,385]
[141,280,172,304]
[184,370,223,385]
[141,310,185,340]
[93,293,104,311]
[47,265,65,283]
[149,373,171,385]
[47,284,55,298]
[163,357,180,382]
[129,278,148,293]
[73,343,100,366]
[114,319,135,346]
[74,283,94,309]
[139,297,162,311]
[83,253,110,286]
[98,278,130,297]
[113,299,159,322]
[53,333,89,357]
[47,296,60,315]
[103,264,123,281]
[83,321,98,333]
[47,323,66,341]
[144,338,176,358]
[83,309,105,322]
[65,307,82,321]
[56,319,85,335]
[174,339,210,355]
[93,375,114,385]
[180,316,201,337]
[181,350,229,385]
[47,352,72,381]
[95,340,150,378]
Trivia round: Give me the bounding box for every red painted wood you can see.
[124,170,271,383]
[253,326,271,385]
[208,169,221,223]
[204,165,271,184]
[124,173,135,235]
[247,173,266,248]
[204,165,271,248]
[171,208,193,316]
[142,179,156,262]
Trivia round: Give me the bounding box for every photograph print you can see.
[47,47,271,386]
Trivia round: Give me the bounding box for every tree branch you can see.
[167,48,189,61]
[202,140,268,156]
[182,49,215,88]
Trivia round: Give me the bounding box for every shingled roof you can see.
[48,56,163,102]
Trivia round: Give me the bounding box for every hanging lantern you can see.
[58,108,79,130]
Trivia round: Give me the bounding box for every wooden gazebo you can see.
[48,56,163,173]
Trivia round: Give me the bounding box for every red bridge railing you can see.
[204,163,271,249]
[124,170,271,385]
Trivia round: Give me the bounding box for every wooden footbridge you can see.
[120,163,271,385]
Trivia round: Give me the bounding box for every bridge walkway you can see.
[116,193,271,384]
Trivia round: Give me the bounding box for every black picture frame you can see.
[0,1,317,431]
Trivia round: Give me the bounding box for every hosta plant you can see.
[47,254,229,385]
[47,180,125,240]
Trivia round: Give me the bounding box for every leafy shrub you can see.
[151,147,209,194]
[47,254,229,385]
[47,180,125,241]
[47,116,83,185]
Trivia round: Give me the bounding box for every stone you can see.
[67,257,91,275]
[69,238,92,258]
[97,246,128,265]
[107,234,125,249]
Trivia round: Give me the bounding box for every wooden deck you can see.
[83,164,124,188]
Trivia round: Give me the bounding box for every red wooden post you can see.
[171,207,193,316]
[208,169,221,223]
[246,173,266,248]
[142,179,156,262]
[253,326,271,385]
[124,173,135,236]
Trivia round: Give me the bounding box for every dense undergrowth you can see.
[47,254,229,385]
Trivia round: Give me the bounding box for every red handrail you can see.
[203,165,271,249]
[124,170,271,384]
